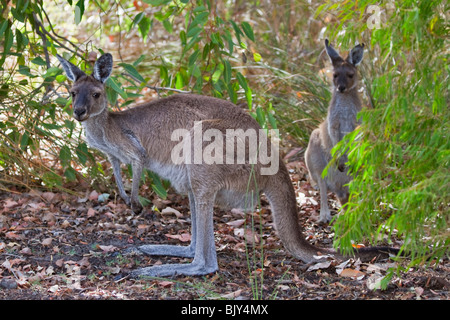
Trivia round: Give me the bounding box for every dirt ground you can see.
[0,156,448,301]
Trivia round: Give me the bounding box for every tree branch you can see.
[121,72,192,95]
[32,12,84,60]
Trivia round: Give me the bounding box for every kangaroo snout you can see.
[73,108,88,121]
[337,85,346,93]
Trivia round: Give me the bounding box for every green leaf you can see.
[255,107,265,128]
[119,63,145,83]
[180,30,187,45]
[223,60,232,83]
[193,5,207,13]
[59,145,72,167]
[210,32,224,47]
[159,65,169,82]
[55,74,67,83]
[175,72,184,89]
[3,29,13,56]
[162,19,173,33]
[188,50,200,67]
[31,57,47,66]
[139,196,152,207]
[245,87,252,109]
[74,0,85,25]
[105,86,118,105]
[187,26,202,38]
[20,132,29,151]
[64,167,77,181]
[222,29,234,54]
[212,63,224,83]
[236,72,248,92]
[131,12,144,31]
[227,83,237,104]
[106,77,127,99]
[76,142,89,165]
[190,11,209,28]
[230,20,243,44]
[18,65,35,77]
[142,0,171,5]
[42,67,61,79]
[138,16,151,41]
[43,171,63,187]
[241,21,255,41]
[0,20,8,37]
[41,123,62,130]
[147,171,167,199]
[267,112,277,130]
[15,29,28,52]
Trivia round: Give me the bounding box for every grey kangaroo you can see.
[305,39,364,224]
[57,52,398,278]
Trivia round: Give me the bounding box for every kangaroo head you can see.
[325,39,364,94]
[57,53,113,121]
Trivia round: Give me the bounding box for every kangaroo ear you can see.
[56,54,85,82]
[93,53,113,83]
[325,39,343,64]
[347,43,365,66]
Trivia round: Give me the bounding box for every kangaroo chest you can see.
[82,120,190,193]
[329,96,360,136]
[83,122,134,164]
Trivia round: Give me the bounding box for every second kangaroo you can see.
[305,39,365,223]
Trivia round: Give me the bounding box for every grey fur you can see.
[348,44,365,66]
[305,40,364,223]
[93,53,113,83]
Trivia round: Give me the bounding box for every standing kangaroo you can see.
[305,39,364,224]
[57,52,397,278]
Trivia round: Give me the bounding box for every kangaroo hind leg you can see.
[131,189,218,277]
[136,191,197,258]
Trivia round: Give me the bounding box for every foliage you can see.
[1,0,447,289]
[316,0,449,280]
[0,0,88,191]
[0,0,275,196]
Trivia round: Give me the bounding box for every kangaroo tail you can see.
[263,163,333,263]
[263,162,401,263]
[352,246,401,262]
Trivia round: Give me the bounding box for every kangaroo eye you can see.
[333,74,338,78]
[348,74,354,78]
[71,92,76,98]
[92,93,100,98]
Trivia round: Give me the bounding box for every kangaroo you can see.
[305,39,364,224]
[57,52,398,278]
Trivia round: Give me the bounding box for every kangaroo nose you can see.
[338,85,346,93]
[74,109,86,119]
